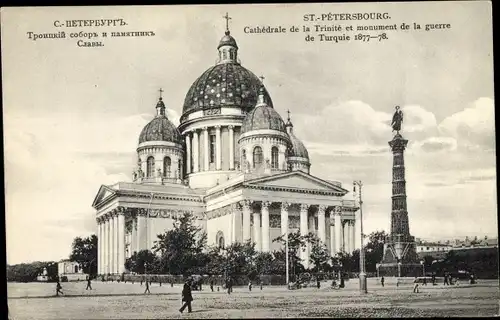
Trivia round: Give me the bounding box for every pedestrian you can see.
[413,277,420,293]
[432,274,436,285]
[422,276,427,286]
[316,277,321,289]
[56,279,64,296]
[381,276,385,287]
[86,276,92,290]
[210,278,214,292]
[260,280,263,291]
[444,274,449,286]
[179,280,193,313]
[144,280,150,294]
[226,278,231,295]
[248,280,252,291]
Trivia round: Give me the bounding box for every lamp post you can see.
[353,180,367,294]
[285,232,289,288]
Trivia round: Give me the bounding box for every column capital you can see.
[240,200,252,210]
[318,205,327,213]
[261,201,271,209]
[202,126,208,131]
[192,129,199,135]
[215,125,221,130]
[300,203,310,212]
[281,202,290,211]
[228,125,234,130]
[334,205,343,215]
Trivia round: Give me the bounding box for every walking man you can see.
[56,279,64,296]
[260,280,263,291]
[381,276,385,287]
[144,279,150,294]
[179,280,193,313]
[413,277,420,293]
[444,273,449,286]
[248,280,252,291]
[86,276,92,290]
[210,278,214,292]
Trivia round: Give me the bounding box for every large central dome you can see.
[181,64,273,121]
[181,28,273,124]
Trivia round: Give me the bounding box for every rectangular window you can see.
[209,134,216,163]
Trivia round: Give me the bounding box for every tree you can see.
[7,261,58,282]
[255,252,274,275]
[273,231,307,278]
[152,212,207,275]
[224,240,257,278]
[364,230,387,273]
[124,250,158,274]
[308,235,331,273]
[69,234,98,275]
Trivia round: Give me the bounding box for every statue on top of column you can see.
[391,106,403,134]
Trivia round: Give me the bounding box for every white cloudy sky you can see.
[2,2,496,264]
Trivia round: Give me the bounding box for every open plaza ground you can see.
[8,279,499,319]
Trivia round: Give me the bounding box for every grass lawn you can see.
[8,279,499,319]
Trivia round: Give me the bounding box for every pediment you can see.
[92,185,116,208]
[244,171,348,194]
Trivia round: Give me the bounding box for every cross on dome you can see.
[158,88,164,100]
[223,12,232,33]
[287,109,291,122]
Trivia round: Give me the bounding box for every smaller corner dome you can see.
[241,104,287,134]
[138,115,183,145]
[288,132,309,159]
[218,31,238,49]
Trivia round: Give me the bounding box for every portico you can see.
[205,170,359,268]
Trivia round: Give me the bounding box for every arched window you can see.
[74,265,79,273]
[163,157,171,178]
[177,160,182,179]
[271,147,279,169]
[241,149,246,169]
[223,50,227,60]
[216,231,225,248]
[229,50,233,60]
[253,146,263,168]
[146,156,155,178]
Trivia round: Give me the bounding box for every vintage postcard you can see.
[2,2,497,319]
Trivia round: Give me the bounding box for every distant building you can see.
[416,242,453,254]
[36,267,49,282]
[58,260,88,281]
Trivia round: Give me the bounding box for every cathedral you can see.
[92,18,359,275]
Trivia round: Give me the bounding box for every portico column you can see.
[215,125,222,170]
[136,211,146,251]
[300,204,310,269]
[318,205,327,244]
[242,200,252,242]
[253,212,261,251]
[117,212,125,274]
[113,213,119,274]
[228,125,235,170]
[185,133,191,174]
[334,207,342,253]
[350,220,356,252]
[109,214,115,274]
[192,130,199,173]
[330,219,336,256]
[97,219,102,275]
[203,127,209,171]
[131,217,137,254]
[281,202,290,237]
[261,201,270,252]
[105,216,110,274]
[231,203,242,243]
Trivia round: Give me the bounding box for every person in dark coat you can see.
[380,276,385,287]
[144,280,150,294]
[56,279,64,296]
[179,281,193,313]
[86,276,92,290]
[210,278,214,292]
